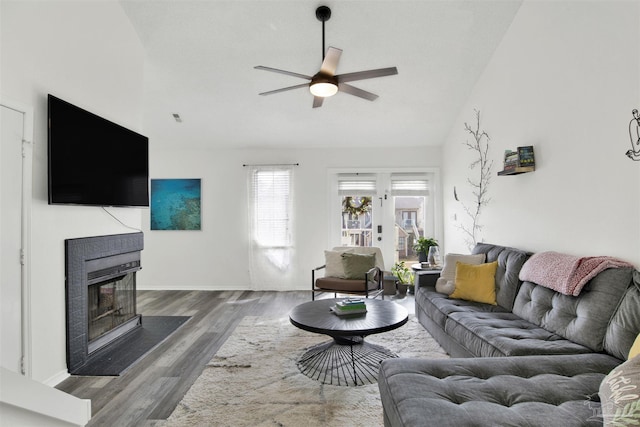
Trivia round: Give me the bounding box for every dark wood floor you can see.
[56,290,415,426]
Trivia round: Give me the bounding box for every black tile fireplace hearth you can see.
[65,232,144,374]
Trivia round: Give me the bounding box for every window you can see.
[247,166,294,289]
[250,168,292,248]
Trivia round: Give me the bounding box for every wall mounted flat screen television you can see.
[48,94,149,207]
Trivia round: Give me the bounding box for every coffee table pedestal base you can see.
[297,337,397,386]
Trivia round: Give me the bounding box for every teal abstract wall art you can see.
[150,179,201,230]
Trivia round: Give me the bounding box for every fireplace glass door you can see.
[88,273,136,342]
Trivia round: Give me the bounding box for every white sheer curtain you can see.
[247,165,295,290]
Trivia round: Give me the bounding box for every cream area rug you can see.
[164,314,448,427]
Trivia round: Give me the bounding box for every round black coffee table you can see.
[289,298,408,386]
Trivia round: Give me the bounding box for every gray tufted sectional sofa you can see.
[378,243,640,426]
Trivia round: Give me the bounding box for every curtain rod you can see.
[242,163,300,167]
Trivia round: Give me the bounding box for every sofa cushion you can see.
[435,252,486,294]
[600,354,640,426]
[604,272,640,360]
[416,286,509,333]
[445,310,595,357]
[472,243,529,310]
[379,354,620,427]
[416,286,591,357]
[449,261,498,305]
[513,267,634,352]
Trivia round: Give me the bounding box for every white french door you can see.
[329,169,440,271]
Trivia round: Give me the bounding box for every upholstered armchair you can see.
[312,246,385,300]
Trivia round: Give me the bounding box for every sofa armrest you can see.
[415,270,440,288]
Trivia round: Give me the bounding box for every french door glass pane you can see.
[341,196,372,247]
[394,196,426,264]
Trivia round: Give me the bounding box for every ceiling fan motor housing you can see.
[312,72,337,86]
[315,6,331,22]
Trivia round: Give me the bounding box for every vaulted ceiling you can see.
[120,0,522,149]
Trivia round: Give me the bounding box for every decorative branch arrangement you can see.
[627,108,640,161]
[457,110,493,250]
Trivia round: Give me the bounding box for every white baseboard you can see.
[43,369,70,387]
[137,285,309,292]
[137,285,249,291]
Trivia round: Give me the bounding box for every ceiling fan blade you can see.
[312,96,324,108]
[338,83,379,101]
[259,83,309,96]
[319,47,342,76]
[254,66,312,80]
[336,67,398,83]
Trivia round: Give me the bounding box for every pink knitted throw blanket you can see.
[519,251,634,296]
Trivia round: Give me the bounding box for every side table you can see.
[413,267,442,288]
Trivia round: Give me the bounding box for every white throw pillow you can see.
[435,253,486,294]
[435,279,457,295]
[324,249,354,278]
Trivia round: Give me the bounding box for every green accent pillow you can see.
[341,252,376,280]
[324,249,353,278]
[600,355,640,426]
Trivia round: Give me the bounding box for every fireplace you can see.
[88,274,135,341]
[65,232,143,374]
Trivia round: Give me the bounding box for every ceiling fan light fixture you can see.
[309,81,338,97]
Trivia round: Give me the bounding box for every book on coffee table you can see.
[331,298,367,316]
[330,305,367,316]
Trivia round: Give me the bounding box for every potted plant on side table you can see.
[392,261,414,298]
[413,237,439,263]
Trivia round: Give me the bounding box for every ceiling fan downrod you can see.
[316,6,331,61]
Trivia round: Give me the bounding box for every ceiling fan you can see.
[254,6,398,108]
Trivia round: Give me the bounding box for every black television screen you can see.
[48,94,149,207]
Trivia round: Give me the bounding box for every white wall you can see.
[442,0,640,266]
[139,146,442,290]
[1,2,145,383]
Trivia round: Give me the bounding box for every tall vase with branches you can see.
[457,110,493,250]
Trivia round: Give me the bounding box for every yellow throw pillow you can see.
[449,261,498,305]
[628,334,640,359]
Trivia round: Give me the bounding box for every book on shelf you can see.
[504,150,518,163]
[500,146,535,174]
[517,145,535,167]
